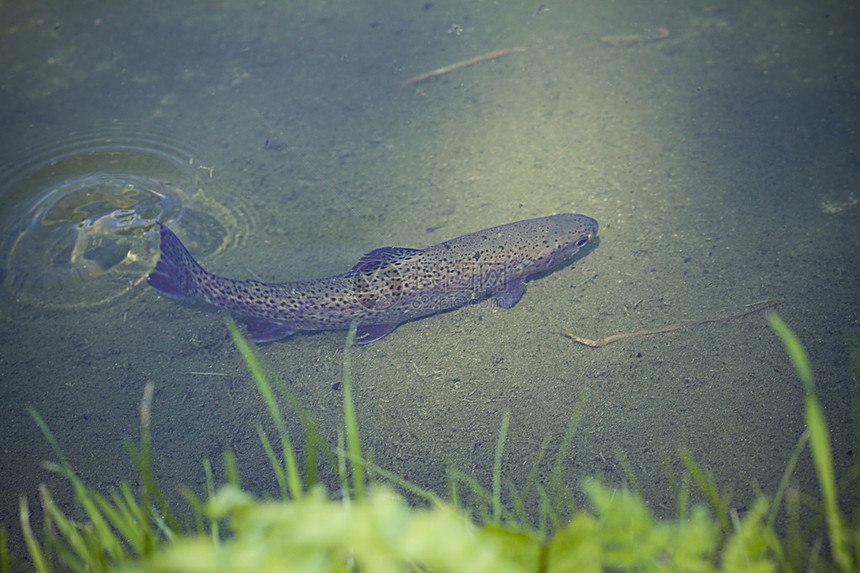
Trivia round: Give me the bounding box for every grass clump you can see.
[4,315,859,572]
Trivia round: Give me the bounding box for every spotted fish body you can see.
[148,213,598,343]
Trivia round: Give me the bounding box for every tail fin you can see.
[148,223,207,300]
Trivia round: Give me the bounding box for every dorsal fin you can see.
[351,246,423,273]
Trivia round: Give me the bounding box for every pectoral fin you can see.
[356,322,399,344]
[493,278,526,308]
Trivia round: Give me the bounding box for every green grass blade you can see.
[94,489,142,555]
[679,448,731,531]
[125,383,179,534]
[303,419,319,490]
[270,376,334,488]
[548,399,585,513]
[150,511,175,544]
[107,485,147,553]
[336,429,349,501]
[342,321,365,499]
[447,467,497,522]
[768,313,851,571]
[805,394,850,570]
[226,316,303,499]
[223,450,240,489]
[366,461,445,506]
[203,458,219,541]
[32,405,168,564]
[492,411,510,521]
[613,446,641,497]
[535,484,561,533]
[38,485,92,571]
[505,480,528,529]
[203,458,215,500]
[767,430,809,529]
[512,433,552,527]
[784,475,803,567]
[662,450,689,520]
[29,410,70,470]
[237,338,334,489]
[850,337,860,517]
[119,481,145,530]
[0,526,8,573]
[447,465,462,510]
[766,313,813,392]
[182,485,218,545]
[19,497,49,573]
[257,425,288,499]
[177,486,205,536]
[69,482,125,561]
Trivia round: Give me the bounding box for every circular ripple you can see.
[0,128,243,307]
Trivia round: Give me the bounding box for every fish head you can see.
[556,213,598,259]
[524,213,598,273]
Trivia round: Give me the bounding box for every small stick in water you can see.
[401,47,526,86]
[600,27,670,48]
[561,299,784,348]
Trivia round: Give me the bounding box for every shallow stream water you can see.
[1,0,858,553]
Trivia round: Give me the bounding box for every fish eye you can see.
[575,237,590,247]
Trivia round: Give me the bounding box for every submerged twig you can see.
[600,27,670,48]
[561,299,784,348]
[401,47,526,86]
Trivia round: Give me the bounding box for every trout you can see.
[148,213,598,343]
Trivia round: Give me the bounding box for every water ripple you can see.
[0,127,246,307]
